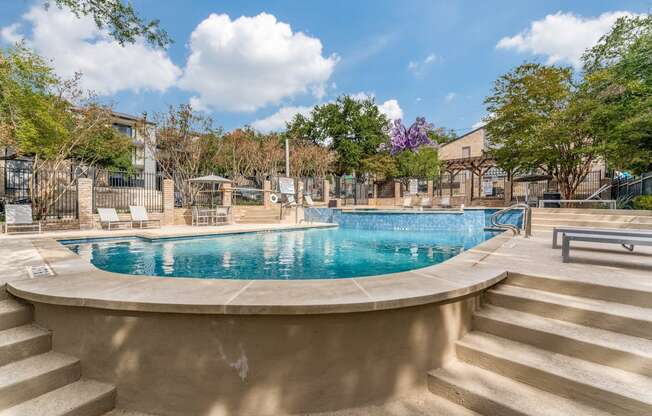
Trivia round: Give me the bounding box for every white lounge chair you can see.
[129,205,161,228]
[420,197,432,208]
[97,208,131,230]
[5,204,41,234]
[402,196,413,208]
[285,194,297,206]
[439,196,451,208]
[304,194,315,207]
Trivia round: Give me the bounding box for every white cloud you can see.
[445,92,457,102]
[408,53,439,77]
[1,5,181,95]
[378,99,403,120]
[351,91,374,101]
[471,120,486,130]
[496,11,634,67]
[251,105,312,132]
[179,13,338,112]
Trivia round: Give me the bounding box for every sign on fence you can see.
[482,179,493,196]
[279,177,295,195]
[408,179,418,195]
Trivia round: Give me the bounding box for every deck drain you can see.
[27,265,54,278]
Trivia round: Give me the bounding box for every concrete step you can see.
[486,284,652,339]
[474,305,652,377]
[532,214,652,224]
[0,379,115,416]
[506,273,652,308]
[0,352,80,410]
[0,300,32,332]
[0,325,51,367]
[531,218,652,230]
[533,208,652,216]
[103,410,158,416]
[427,361,612,416]
[456,332,652,416]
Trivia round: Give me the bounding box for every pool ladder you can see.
[490,203,532,238]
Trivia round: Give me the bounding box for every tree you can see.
[144,104,222,207]
[484,63,603,199]
[289,141,336,178]
[47,0,171,48]
[395,146,440,179]
[582,15,652,173]
[0,45,133,217]
[285,95,389,174]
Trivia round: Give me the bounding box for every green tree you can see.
[395,147,440,179]
[484,63,603,199]
[428,127,457,145]
[285,95,389,174]
[582,15,652,173]
[47,0,171,48]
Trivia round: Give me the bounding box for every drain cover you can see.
[27,265,54,278]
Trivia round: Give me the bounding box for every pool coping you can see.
[7,225,512,315]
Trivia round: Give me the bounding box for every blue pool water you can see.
[63,209,517,280]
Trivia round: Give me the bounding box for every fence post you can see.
[222,183,232,207]
[77,178,94,229]
[427,180,434,198]
[464,173,473,206]
[162,179,175,226]
[394,180,402,206]
[323,178,331,203]
[297,180,304,205]
[263,180,271,208]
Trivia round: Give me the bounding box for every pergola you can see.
[440,153,497,199]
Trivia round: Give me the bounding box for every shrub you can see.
[632,195,652,210]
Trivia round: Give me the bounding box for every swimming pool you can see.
[63,226,500,279]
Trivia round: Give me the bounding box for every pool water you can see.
[63,227,500,280]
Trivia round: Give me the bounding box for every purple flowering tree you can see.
[385,117,438,154]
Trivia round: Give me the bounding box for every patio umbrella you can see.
[188,175,232,207]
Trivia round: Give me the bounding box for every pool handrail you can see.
[490,203,532,238]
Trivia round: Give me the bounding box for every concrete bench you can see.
[561,232,652,263]
[553,227,652,249]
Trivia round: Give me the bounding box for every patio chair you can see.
[402,196,413,208]
[214,207,230,224]
[97,208,132,230]
[5,204,41,234]
[304,194,315,207]
[439,196,452,208]
[420,197,432,208]
[192,206,211,226]
[129,205,161,229]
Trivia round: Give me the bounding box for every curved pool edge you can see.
[7,230,512,315]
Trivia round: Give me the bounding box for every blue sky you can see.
[1,0,649,134]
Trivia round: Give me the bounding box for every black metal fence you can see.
[612,172,652,199]
[93,169,163,213]
[2,166,79,220]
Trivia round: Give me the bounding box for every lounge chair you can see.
[304,194,315,207]
[553,226,652,249]
[5,204,41,234]
[97,208,131,230]
[439,196,452,208]
[402,196,413,208]
[420,197,432,208]
[129,205,161,229]
[561,230,652,263]
[285,194,297,206]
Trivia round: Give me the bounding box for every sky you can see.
[1,0,650,135]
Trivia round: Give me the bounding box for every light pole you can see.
[285,138,290,176]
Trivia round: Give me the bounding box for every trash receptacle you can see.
[542,192,561,208]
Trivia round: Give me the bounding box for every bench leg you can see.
[552,229,559,249]
[562,237,570,263]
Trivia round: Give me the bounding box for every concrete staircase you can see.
[427,275,652,415]
[233,205,282,224]
[532,208,652,232]
[0,296,153,416]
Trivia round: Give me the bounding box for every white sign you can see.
[409,179,418,195]
[279,177,295,195]
[482,179,493,196]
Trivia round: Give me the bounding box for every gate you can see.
[333,175,370,205]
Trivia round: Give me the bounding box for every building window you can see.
[462,146,471,158]
[112,123,133,138]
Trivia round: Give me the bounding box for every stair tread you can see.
[0,379,114,416]
[489,284,652,322]
[0,325,49,349]
[476,305,652,358]
[0,352,78,387]
[429,361,613,416]
[458,331,652,405]
[103,410,157,416]
[0,300,28,315]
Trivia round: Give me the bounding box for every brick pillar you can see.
[504,179,513,207]
[297,180,304,205]
[163,179,175,226]
[394,181,402,206]
[222,183,232,207]
[427,180,434,198]
[77,178,93,229]
[263,180,271,208]
[323,178,331,202]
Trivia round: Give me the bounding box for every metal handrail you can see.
[490,203,532,238]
